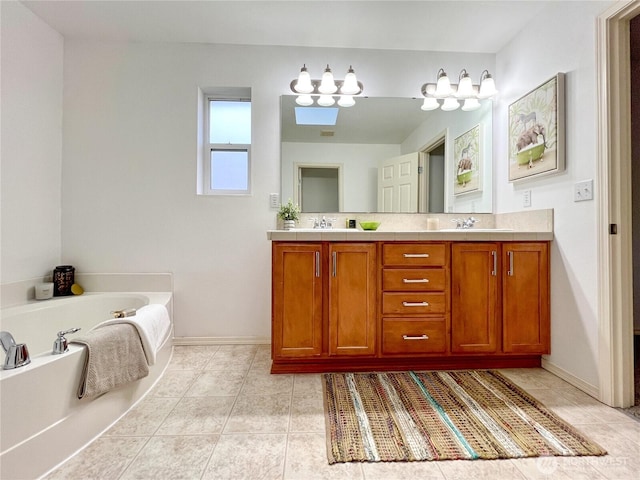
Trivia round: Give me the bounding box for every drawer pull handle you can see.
[403,278,429,283]
[402,301,429,307]
[403,334,429,340]
[403,253,430,258]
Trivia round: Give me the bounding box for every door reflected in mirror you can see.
[281,95,493,213]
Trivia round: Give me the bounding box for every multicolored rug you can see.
[322,371,606,463]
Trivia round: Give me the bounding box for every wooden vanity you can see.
[269,226,551,374]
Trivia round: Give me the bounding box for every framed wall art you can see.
[508,72,565,182]
[453,124,482,196]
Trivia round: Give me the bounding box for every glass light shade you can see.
[478,75,498,98]
[456,73,474,98]
[421,97,439,111]
[317,95,335,107]
[295,94,314,106]
[461,98,481,111]
[337,95,356,107]
[435,71,452,97]
[318,66,338,94]
[294,66,314,94]
[441,97,460,111]
[341,66,360,95]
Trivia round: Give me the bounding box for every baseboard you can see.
[172,336,271,346]
[541,357,600,400]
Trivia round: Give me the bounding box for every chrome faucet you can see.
[451,217,480,229]
[319,216,327,228]
[0,331,31,369]
[52,328,81,355]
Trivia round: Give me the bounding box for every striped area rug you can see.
[322,371,606,463]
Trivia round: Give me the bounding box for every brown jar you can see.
[53,265,75,296]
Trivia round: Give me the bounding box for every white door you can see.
[377,152,419,212]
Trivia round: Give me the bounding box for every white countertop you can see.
[267,229,553,241]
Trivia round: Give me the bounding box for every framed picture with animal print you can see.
[453,124,482,196]
[508,73,565,182]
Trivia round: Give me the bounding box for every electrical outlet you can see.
[523,190,531,208]
[574,180,593,202]
[269,193,279,208]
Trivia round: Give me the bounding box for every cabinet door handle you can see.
[402,301,429,307]
[403,278,429,283]
[403,334,429,340]
[332,251,337,277]
[491,250,497,276]
[507,251,514,276]
[315,251,320,277]
[403,253,430,258]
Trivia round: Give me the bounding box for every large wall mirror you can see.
[280,95,493,213]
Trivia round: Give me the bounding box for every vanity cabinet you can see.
[271,242,376,363]
[380,243,449,356]
[451,242,549,355]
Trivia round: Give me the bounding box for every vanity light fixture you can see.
[291,64,364,107]
[421,68,498,112]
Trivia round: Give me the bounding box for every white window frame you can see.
[202,93,252,196]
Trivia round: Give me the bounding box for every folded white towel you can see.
[95,304,171,365]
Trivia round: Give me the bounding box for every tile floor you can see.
[44,345,640,480]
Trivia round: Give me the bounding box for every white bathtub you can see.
[0,292,173,480]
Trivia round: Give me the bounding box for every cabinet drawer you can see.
[383,243,446,266]
[383,269,446,292]
[382,293,446,314]
[382,319,446,354]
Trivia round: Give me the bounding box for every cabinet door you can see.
[272,243,323,357]
[328,243,377,356]
[451,243,499,353]
[503,243,550,354]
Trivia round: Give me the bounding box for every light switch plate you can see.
[523,190,531,208]
[574,180,593,202]
[269,193,279,208]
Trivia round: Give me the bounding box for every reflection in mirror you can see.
[280,95,493,213]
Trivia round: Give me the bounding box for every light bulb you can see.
[294,64,314,94]
[435,69,452,97]
[340,66,360,95]
[441,97,460,111]
[338,95,355,107]
[462,98,481,111]
[317,95,335,107]
[295,94,314,106]
[421,97,439,111]
[478,71,498,98]
[318,65,337,94]
[456,70,474,98]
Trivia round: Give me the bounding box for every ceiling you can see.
[22,0,551,53]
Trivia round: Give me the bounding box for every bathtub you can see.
[0,292,173,480]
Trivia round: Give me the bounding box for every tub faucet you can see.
[52,328,81,355]
[0,331,31,369]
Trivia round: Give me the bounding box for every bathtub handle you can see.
[52,328,81,355]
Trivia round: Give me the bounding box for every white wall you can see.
[0,1,63,286]
[495,1,611,389]
[60,42,493,339]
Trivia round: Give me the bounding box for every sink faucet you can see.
[0,331,31,369]
[52,328,81,354]
[451,217,480,229]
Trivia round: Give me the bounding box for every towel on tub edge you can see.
[95,304,171,366]
[71,323,149,400]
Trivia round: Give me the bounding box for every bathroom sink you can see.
[437,228,514,232]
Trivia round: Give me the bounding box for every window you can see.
[202,94,251,195]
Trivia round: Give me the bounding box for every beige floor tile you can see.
[119,435,219,480]
[360,460,446,480]
[224,394,291,433]
[511,456,609,480]
[240,371,294,396]
[169,345,220,370]
[156,396,236,435]
[150,369,199,397]
[185,370,247,396]
[44,437,148,480]
[290,391,326,433]
[284,432,364,480]
[105,396,180,436]
[499,369,550,390]
[293,373,324,396]
[437,458,527,480]
[202,433,287,480]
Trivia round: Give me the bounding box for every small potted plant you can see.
[278,199,300,230]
